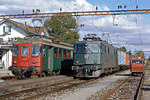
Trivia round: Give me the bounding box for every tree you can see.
[44,16,79,44]
[135,51,145,59]
[147,56,150,65]
[119,46,127,52]
[127,50,132,55]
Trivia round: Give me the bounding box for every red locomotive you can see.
[130,58,144,75]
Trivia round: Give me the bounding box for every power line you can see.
[1,9,150,19]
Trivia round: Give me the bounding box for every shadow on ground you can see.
[115,73,131,76]
[141,87,150,91]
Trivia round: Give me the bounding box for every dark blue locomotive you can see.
[72,34,118,77]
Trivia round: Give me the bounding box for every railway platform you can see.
[142,65,150,100]
[0,69,14,80]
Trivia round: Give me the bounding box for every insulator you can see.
[60,8,62,12]
[96,6,98,10]
[32,9,35,13]
[124,5,127,9]
[118,5,120,9]
[136,5,138,9]
[22,10,24,14]
[120,5,122,9]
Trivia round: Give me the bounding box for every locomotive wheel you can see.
[24,72,31,78]
[46,71,53,76]
[39,72,46,77]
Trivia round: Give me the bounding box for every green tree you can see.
[127,50,132,55]
[147,56,150,65]
[135,51,145,59]
[44,16,79,44]
[119,46,127,52]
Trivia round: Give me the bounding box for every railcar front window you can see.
[132,60,143,64]
[86,44,99,53]
[32,46,40,56]
[21,46,29,56]
[75,44,85,53]
[12,46,19,56]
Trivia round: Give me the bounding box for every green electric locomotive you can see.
[72,34,118,78]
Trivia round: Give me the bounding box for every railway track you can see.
[0,78,97,100]
[0,70,130,100]
[100,74,144,100]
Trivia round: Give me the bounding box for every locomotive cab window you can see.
[74,43,85,53]
[86,43,99,53]
[12,46,19,56]
[21,46,29,56]
[32,46,41,56]
[132,60,143,64]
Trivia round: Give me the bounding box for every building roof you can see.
[0,19,44,35]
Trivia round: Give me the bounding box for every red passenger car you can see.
[130,59,144,75]
[12,43,43,77]
[10,37,73,78]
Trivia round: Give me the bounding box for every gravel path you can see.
[37,70,130,100]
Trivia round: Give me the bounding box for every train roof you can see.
[76,39,116,49]
[14,36,73,50]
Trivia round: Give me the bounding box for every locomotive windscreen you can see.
[21,46,29,56]
[132,60,143,64]
[74,43,85,53]
[86,43,99,53]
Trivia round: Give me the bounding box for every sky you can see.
[0,0,150,56]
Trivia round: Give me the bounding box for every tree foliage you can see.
[135,51,145,59]
[44,16,79,44]
[119,46,127,52]
[127,50,132,55]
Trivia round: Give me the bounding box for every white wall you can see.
[0,21,29,68]
[1,50,12,69]
[0,21,28,41]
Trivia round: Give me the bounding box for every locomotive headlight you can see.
[76,61,79,64]
[84,54,88,59]
[14,61,17,64]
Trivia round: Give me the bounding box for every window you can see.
[32,46,41,56]
[67,51,70,58]
[12,46,19,56]
[21,46,29,56]
[63,50,66,58]
[3,26,11,34]
[59,49,62,58]
[74,43,85,53]
[86,43,99,53]
[132,60,143,64]
[54,48,58,58]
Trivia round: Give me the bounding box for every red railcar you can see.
[130,59,144,75]
[12,43,43,77]
[10,37,73,78]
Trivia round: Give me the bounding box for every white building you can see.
[0,19,45,69]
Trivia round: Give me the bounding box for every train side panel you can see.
[126,53,130,68]
[101,44,118,74]
[117,50,127,70]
